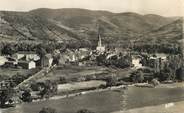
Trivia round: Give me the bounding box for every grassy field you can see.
[37,65,132,83]
[0,68,38,81]
[3,90,123,113]
[37,65,111,82]
[113,101,184,113]
[57,80,106,92]
[3,86,184,113]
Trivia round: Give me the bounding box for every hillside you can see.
[141,18,183,44]
[0,8,182,47]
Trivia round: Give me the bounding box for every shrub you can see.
[39,107,57,113]
[76,109,94,113]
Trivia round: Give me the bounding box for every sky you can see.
[0,0,183,17]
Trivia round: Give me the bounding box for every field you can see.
[0,68,38,81]
[3,86,184,113]
[3,90,123,113]
[114,101,184,113]
[37,65,110,82]
[57,80,106,92]
[36,65,132,83]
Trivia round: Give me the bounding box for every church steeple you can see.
[96,24,105,52]
[98,31,102,47]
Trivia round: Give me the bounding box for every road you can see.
[15,65,56,90]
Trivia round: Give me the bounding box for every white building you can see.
[132,56,143,69]
[13,51,40,61]
[0,56,8,66]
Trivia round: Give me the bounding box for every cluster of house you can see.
[58,33,133,67]
[0,33,107,69]
[58,34,105,66]
[0,32,170,71]
[59,48,90,64]
[0,80,12,89]
[131,53,169,72]
[1,52,53,69]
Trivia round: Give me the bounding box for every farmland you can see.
[57,80,106,92]
[0,68,38,81]
[36,65,132,83]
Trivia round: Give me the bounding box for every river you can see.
[2,87,184,113]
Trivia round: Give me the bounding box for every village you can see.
[0,30,183,109]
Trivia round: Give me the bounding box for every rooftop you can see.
[17,51,37,54]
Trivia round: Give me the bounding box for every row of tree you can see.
[39,107,94,113]
[96,53,132,68]
[0,41,66,56]
[133,43,182,54]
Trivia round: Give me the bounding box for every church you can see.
[96,33,105,52]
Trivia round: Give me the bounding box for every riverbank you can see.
[131,82,184,89]
[113,101,184,113]
[19,81,184,105]
[158,82,184,88]
[15,81,184,104]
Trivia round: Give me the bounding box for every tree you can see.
[39,80,57,98]
[52,55,60,65]
[176,67,184,81]
[106,74,118,86]
[96,54,106,66]
[36,47,47,58]
[151,78,160,87]
[21,90,32,102]
[137,71,144,83]
[39,107,57,113]
[2,44,16,55]
[11,73,25,85]
[59,76,67,84]
[159,67,175,81]
[76,109,94,113]
[130,70,144,83]
[0,88,16,107]
[116,55,132,68]
[36,44,47,67]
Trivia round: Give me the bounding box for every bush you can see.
[151,79,160,87]
[21,90,32,102]
[58,76,67,84]
[39,80,58,98]
[39,107,57,113]
[176,67,184,81]
[76,109,94,113]
[106,75,118,87]
[130,70,144,83]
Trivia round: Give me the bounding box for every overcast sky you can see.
[0,0,183,17]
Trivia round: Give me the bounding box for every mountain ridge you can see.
[0,8,182,47]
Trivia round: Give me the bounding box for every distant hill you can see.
[140,18,183,44]
[0,8,182,46]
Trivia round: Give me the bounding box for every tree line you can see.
[133,43,182,54]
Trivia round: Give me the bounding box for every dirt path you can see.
[15,65,56,89]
